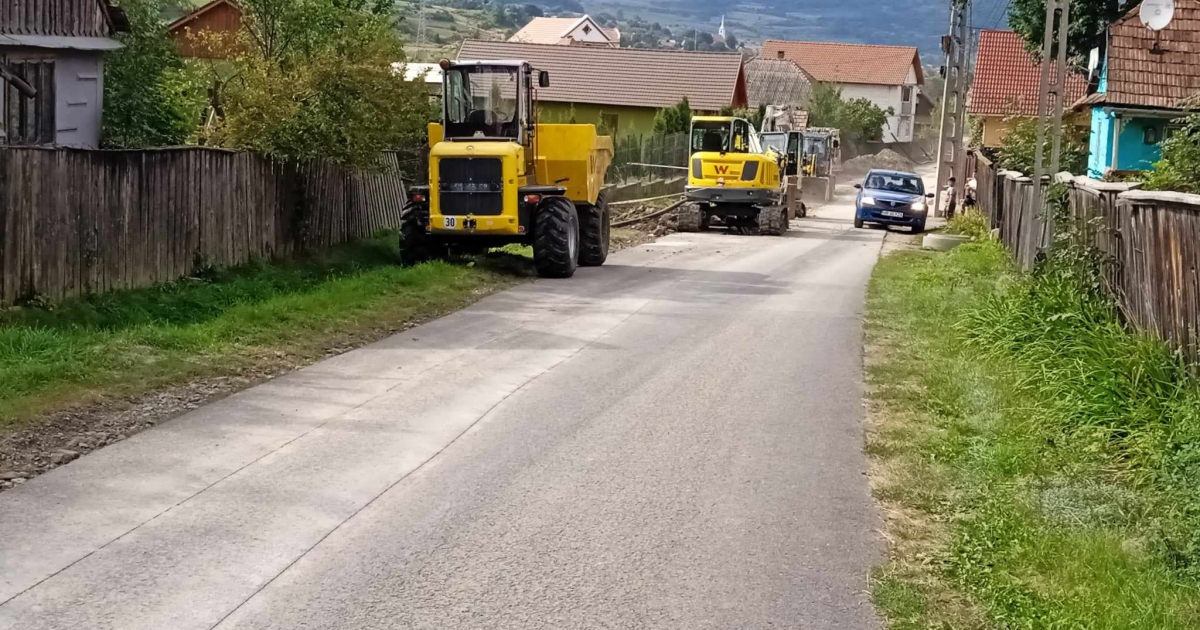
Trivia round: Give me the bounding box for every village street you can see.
[0,177,912,629]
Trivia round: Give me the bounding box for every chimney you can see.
[776,50,785,59]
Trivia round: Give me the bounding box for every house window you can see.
[1144,124,1161,145]
[1,58,56,146]
[901,86,913,102]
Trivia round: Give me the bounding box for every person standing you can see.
[944,177,958,219]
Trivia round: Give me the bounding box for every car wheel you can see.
[913,220,926,234]
[853,215,864,229]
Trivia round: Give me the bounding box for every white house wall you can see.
[834,81,918,144]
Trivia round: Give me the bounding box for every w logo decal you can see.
[714,165,730,175]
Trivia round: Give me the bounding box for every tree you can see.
[653,98,692,134]
[1008,0,1139,63]
[1144,114,1200,194]
[724,33,739,49]
[995,116,1089,175]
[214,0,435,167]
[103,0,206,147]
[807,83,892,145]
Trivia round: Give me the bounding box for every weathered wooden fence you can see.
[0,147,408,305]
[970,149,1200,361]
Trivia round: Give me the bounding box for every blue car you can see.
[853,169,934,233]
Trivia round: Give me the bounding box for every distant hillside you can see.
[581,0,1012,61]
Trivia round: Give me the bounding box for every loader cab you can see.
[760,131,802,177]
[690,116,762,155]
[440,60,550,148]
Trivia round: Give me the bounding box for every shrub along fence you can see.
[969,149,1200,362]
[0,147,409,306]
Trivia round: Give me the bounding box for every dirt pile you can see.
[841,149,917,176]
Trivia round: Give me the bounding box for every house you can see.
[168,0,243,59]
[762,40,924,144]
[969,30,1088,148]
[1077,0,1200,177]
[508,16,620,48]
[744,57,812,110]
[0,0,129,147]
[393,62,444,98]
[457,40,747,138]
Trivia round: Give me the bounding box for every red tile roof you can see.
[761,40,922,86]
[1083,0,1200,110]
[457,40,747,111]
[970,30,1087,117]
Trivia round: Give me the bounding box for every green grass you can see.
[0,234,529,429]
[865,241,1200,630]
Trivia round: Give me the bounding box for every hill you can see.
[580,0,1012,60]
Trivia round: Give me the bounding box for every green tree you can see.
[1144,114,1200,194]
[103,0,206,147]
[807,83,892,145]
[1008,0,1139,63]
[216,0,435,167]
[996,116,1089,174]
[653,98,692,134]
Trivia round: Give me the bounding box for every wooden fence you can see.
[0,147,408,305]
[970,149,1200,361]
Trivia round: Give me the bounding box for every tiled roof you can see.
[457,40,747,111]
[745,57,812,108]
[1084,0,1200,110]
[970,30,1087,116]
[762,40,922,86]
[508,16,617,46]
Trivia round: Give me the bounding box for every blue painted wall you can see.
[1088,108,1114,177]
[1088,109,1168,176]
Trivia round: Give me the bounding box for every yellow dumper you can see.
[403,60,613,278]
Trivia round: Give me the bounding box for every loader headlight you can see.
[860,195,876,206]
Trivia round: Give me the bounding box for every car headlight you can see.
[861,196,876,206]
[911,202,927,212]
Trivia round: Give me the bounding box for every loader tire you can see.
[579,191,610,267]
[758,206,787,236]
[399,210,446,266]
[676,204,703,232]
[533,197,580,278]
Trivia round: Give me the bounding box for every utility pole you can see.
[1033,0,1071,201]
[934,1,969,217]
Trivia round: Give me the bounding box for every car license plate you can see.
[881,210,905,218]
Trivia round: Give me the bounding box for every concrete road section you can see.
[0,195,886,629]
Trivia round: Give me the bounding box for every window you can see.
[1,57,56,145]
[1144,124,1161,145]
[901,86,913,102]
[443,65,519,139]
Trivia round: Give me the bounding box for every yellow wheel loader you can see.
[402,60,613,278]
[678,116,788,236]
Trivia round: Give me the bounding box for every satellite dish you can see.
[1140,0,1176,32]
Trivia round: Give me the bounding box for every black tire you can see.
[579,191,610,267]
[912,220,926,234]
[798,203,808,218]
[758,206,787,236]
[853,215,864,229]
[677,204,703,232]
[532,197,580,278]
[399,208,446,266]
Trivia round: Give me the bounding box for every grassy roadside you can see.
[865,241,1200,629]
[0,234,529,431]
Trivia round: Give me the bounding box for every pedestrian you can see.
[944,177,958,219]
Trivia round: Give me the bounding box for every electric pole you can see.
[1033,0,1071,200]
[934,1,969,217]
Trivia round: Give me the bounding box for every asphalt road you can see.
[0,192,887,630]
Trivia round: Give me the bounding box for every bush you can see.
[1144,114,1200,194]
[653,98,691,135]
[945,210,990,240]
[103,0,206,147]
[214,1,435,167]
[996,116,1088,175]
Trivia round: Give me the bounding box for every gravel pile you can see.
[841,149,917,176]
